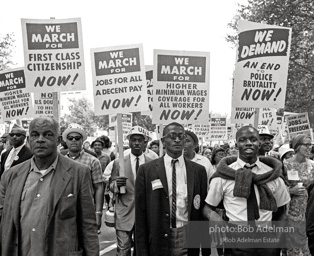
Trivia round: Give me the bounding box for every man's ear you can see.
[161,137,165,146]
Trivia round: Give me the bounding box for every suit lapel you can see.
[185,159,194,217]
[157,157,168,195]
[12,145,25,165]
[125,155,134,186]
[11,162,32,229]
[47,156,71,227]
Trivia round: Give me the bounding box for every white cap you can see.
[126,126,149,141]
[279,144,294,160]
[258,125,274,139]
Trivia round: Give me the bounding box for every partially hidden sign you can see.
[287,112,311,138]
[33,92,55,118]
[153,50,210,124]
[232,20,291,109]
[141,66,153,116]
[21,18,86,92]
[0,68,34,121]
[91,44,149,115]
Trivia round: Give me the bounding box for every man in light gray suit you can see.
[110,126,154,256]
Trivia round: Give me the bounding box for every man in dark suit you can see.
[0,124,33,178]
[0,117,99,256]
[135,122,209,256]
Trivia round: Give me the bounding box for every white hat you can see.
[126,126,149,141]
[279,144,294,160]
[258,125,274,139]
[62,123,87,142]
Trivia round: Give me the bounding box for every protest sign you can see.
[141,65,153,116]
[193,124,210,137]
[0,68,34,121]
[287,112,311,138]
[33,92,55,118]
[91,44,148,115]
[232,20,291,109]
[21,119,32,130]
[109,113,133,144]
[258,108,278,134]
[231,107,255,124]
[227,124,236,141]
[21,18,86,92]
[209,117,227,140]
[152,50,210,124]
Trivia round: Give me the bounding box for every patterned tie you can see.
[246,164,260,221]
[171,159,178,228]
[136,157,139,174]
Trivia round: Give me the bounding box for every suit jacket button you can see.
[166,196,169,199]
[166,214,169,217]
[164,234,168,237]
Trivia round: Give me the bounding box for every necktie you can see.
[246,164,260,221]
[136,157,139,174]
[171,159,178,228]
[5,148,18,171]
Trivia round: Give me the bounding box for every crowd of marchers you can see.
[0,118,314,256]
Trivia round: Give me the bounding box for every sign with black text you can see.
[91,44,148,115]
[0,68,34,121]
[232,20,291,108]
[153,50,210,124]
[21,18,86,92]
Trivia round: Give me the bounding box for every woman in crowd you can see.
[202,147,212,161]
[284,134,314,256]
[149,140,160,156]
[210,147,227,172]
[98,135,115,161]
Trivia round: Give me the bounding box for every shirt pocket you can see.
[59,195,77,219]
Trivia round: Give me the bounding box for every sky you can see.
[0,0,243,117]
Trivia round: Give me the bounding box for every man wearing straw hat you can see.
[63,123,104,231]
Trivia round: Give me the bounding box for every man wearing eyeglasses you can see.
[109,126,154,256]
[63,123,104,232]
[135,122,209,256]
[0,124,33,179]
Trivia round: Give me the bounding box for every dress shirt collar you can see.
[67,148,84,160]
[130,152,144,162]
[236,157,262,169]
[30,153,59,175]
[13,142,25,152]
[164,153,185,168]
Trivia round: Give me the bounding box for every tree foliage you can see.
[0,33,15,71]
[61,97,109,136]
[227,0,314,127]
[132,112,155,131]
[61,97,156,136]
